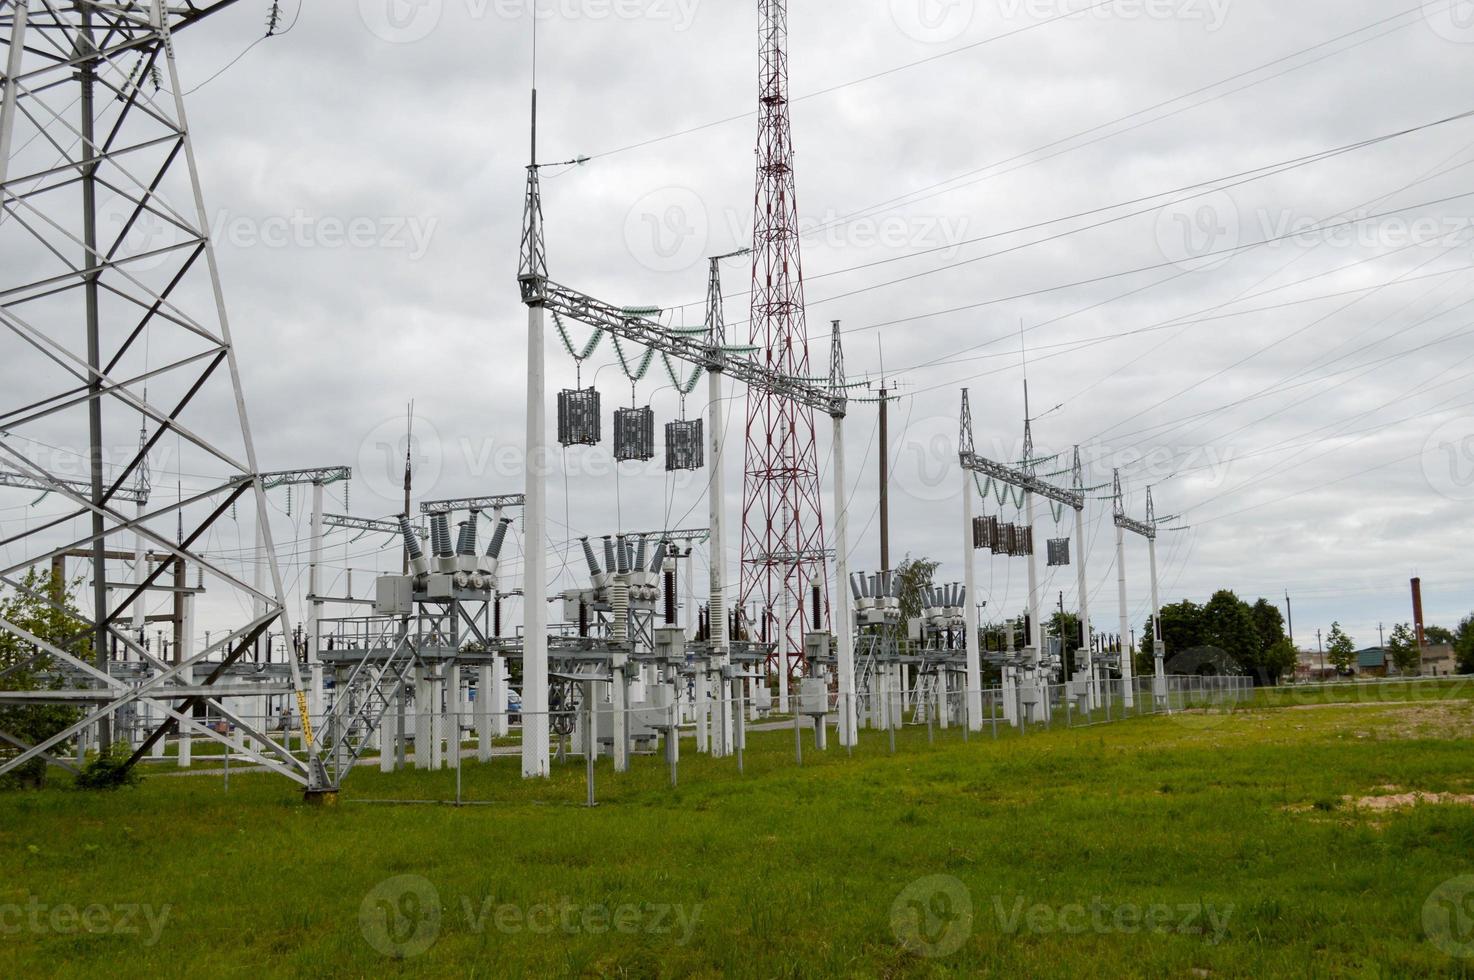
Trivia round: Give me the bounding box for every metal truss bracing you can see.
[1112,470,1159,539]
[740,0,829,682]
[420,494,526,515]
[528,275,842,416]
[322,514,403,535]
[0,0,321,789]
[957,390,1084,512]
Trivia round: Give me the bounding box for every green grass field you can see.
[3,683,1474,978]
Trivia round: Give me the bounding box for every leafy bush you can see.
[74,743,142,791]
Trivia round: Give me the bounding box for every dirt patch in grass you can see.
[1346,791,1474,811]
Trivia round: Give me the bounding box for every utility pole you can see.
[878,380,890,574]
[1284,590,1294,647]
[1317,628,1324,678]
[1378,622,1385,648]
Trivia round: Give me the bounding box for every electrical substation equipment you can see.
[614,406,656,462]
[850,570,902,627]
[1047,537,1071,567]
[557,387,602,447]
[664,418,705,471]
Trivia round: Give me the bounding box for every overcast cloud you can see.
[5,0,1474,653]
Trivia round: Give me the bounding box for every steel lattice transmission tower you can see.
[0,1,324,792]
[739,0,829,684]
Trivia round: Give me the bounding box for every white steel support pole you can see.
[1149,534,1165,705]
[707,365,731,757]
[832,410,857,747]
[0,0,27,189]
[1075,506,1095,710]
[963,473,982,731]
[1025,491,1041,668]
[476,665,493,762]
[1025,490,1047,724]
[522,302,550,778]
[492,654,508,738]
[1116,524,1134,708]
[307,481,324,720]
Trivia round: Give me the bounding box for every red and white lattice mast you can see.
[740,0,829,707]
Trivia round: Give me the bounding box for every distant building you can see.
[1294,649,1336,682]
[1355,647,1388,678]
[1421,643,1457,677]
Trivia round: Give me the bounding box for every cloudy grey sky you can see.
[7,0,1474,654]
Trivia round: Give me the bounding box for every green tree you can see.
[1047,610,1083,675]
[1326,622,1356,675]
[1250,598,1287,650]
[1261,637,1299,683]
[894,556,940,627]
[1142,599,1204,659]
[1425,625,1456,647]
[1202,590,1260,669]
[0,568,87,789]
[1455,613,1474,674]
[1385,623,1421,676]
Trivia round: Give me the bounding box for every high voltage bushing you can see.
[613,405,655,462]
[664,418,705,471]
[557,387,601,447]
[1046,537,1071,568]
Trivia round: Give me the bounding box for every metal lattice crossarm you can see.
[627,526,711,544]
[960,452,1084,512]
[420,494,526,515]
[257,466,351,489]
[1112,471,1163,540]
[532,277,846,419]
[322,514,403,535]
[957,389,1084,512]
[0,468,147,505]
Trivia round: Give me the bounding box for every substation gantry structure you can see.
[1112,471,1175,709]
[514,86,861,774]
[959,389,1103,729]
[0,0,344,796]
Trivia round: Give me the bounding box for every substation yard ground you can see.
[4,683,1474,978]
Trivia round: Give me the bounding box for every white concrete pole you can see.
[707,365,731,757]
[1025,491,1048,724]
[777,577,791,714]
[1116,524,1134,708]
[1075,505,1096,709]
[963,472,982,731]
[1149,534,1165,704]
[522,302,550,778]
[379,685,398,773]
[492,654,509,737]
[1025,491,1041,668]
[307,481,325,720]
[832,412,857,747]
[476,665,493,762]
